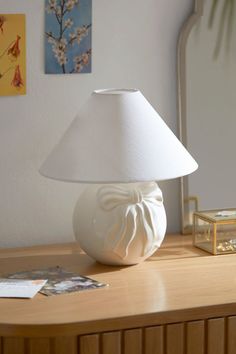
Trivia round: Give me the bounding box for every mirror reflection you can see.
[181,0,236,232]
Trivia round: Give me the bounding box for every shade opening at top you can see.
[93,89,139,95]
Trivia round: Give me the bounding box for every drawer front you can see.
[1,316,236,354]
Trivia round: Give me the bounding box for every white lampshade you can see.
[40,89,198,183]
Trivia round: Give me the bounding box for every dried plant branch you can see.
[208,0,220,28]
[209,0,235,58]
[226,0,234,51]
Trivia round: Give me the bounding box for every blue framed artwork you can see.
[45,0,92,74]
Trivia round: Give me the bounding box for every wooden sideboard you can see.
[0,234,236,354]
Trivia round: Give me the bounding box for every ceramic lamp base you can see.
[73,182,167,265]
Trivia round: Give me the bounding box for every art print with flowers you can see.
[45,0,92,74]
[0,14,26,96]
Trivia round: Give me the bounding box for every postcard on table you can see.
[0,279,47,298]
[6,267,108,296]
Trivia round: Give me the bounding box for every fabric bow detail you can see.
[97,183,164,259]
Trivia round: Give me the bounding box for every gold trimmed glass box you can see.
[193,209,236,255]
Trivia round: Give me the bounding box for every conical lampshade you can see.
[40,89,198,183]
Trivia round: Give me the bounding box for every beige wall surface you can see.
[0,0,193,247]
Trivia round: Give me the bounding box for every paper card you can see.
[0,279,47,298]
[7,267,108,296]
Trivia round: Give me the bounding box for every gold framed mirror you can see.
[178,0,236,233]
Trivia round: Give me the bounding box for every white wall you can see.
[0,0,193,247]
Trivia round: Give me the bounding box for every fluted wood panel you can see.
[1,316,236,353]
[207,318,225,354]
[80,334,99,354]
[102,331,121,354]
[186,320,205,354]
[27,338,51,354]
[53,336,77,354]
[124,329,142,354]
[2,338,25,354]
[145,326,164,354]
[166,323,184,354]
[227,317,236,354]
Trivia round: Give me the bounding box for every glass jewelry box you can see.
[193,209,236,255]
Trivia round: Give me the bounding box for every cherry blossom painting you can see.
[0,14,26,96]
[45,0,92,74]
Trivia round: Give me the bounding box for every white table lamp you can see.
[40,89,198,265]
